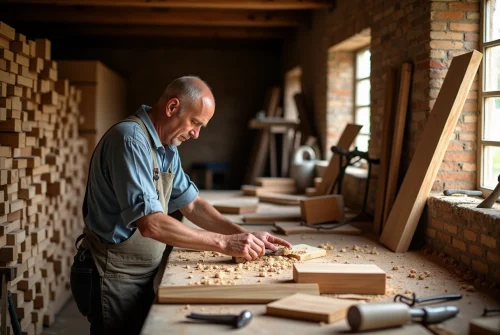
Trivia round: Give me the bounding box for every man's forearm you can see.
[137,212,227,252]
[181,196,247,235]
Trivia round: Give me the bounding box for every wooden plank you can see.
[285,244,326,261]
[316,124,362,195]
[293,263,386,294]
[469,316,500,335]
[241,184,297,196]
[157,283,319,304]
[372,67,397,234]
[258,193,307,206]
[380,51,483,252]
[255,177,295,187]
[273,221,362,235]
[242,207,301,223]
[213,202,258,214]
[244,86,280,184]
[0,22,15,41]
[300,195,344,224]
[382,63,412,227]
[266,293,355,323]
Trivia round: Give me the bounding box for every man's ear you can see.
[165,98,180,117]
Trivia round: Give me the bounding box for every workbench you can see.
[141,191,499,335]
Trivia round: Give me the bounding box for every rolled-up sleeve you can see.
[108,137,164,228]
[168,149,199,213]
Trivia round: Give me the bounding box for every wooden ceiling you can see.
[0,0,336,39]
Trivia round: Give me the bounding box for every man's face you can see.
[163,96,214,146]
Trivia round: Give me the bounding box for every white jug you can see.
[290,145,316,193]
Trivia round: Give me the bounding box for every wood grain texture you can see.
[258,193,307,205]
[157,283,319,304]
[380,50,483,252]
[242,207,301,223]
[293,263,386,294]
[213,203,258,214]
[382,63,412,228]
[255,177,296,187]
[273,221,362,235]
[266,293,355,323]
[316,124,362,195]
[372,67,397,234]
[299,194,344,224]
[286,244,326,261]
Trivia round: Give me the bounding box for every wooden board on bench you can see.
[273,221,362,235]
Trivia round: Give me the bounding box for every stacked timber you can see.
[0,21,87,334]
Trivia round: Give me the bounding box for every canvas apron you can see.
[77,115,173,334]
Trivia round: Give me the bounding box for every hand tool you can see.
[347,303,459,332]
[477,174,500,208]
[394,292,462,307]
[443,189,482,196]
[186,310,253,329]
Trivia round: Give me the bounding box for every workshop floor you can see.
[42,191,499,335]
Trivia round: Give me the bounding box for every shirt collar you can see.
[136,105,165,151]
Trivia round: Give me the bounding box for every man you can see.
[70,76,292,335]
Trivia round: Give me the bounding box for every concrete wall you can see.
[53,39,282,189]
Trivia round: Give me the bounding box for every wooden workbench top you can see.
[142,191,498,335]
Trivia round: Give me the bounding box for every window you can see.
[354,48,371,152]
[479,0,500,190]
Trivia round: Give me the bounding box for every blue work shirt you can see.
[83,105,199,244]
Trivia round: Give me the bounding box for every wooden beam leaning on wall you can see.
[381,63,412,230]
[380,50,483,252]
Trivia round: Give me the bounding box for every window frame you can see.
[353,46,371,153]
[478,0,500,195]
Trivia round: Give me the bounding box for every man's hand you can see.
[251,232,292,252]
[221,233,267,261]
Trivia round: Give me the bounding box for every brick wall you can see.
[426,196,500,284]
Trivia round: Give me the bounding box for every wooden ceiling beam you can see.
[1,0,334,10]
[1,7,308,27]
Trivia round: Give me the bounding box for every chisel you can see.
[347,303,459,331]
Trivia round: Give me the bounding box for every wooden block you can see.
[35,39,51,60]
[258,193,307,206]
[7,228,26,245]
[0,22,15,41]
[14,53,29,67]
[0,118,22,132]
[157,283,319,304]
[15,33,26,43]
[286,244,326,261]
[28,40,36,58]
[0,132,25,147]
[0,49,14,62]
[380,51,483,252]
[266,293,355,323]
[242,207,301,223]
[300,195,344,224]
[9,41,30,57]
[29,57,44,73]
[469,316,500,335]
[41,91,58,105]
[7,85,23,97]
[241,184,297,196]
[16,75,33,88]
[0,37,8,50]
[274,221,362,236]
[0,244,19,262]
[255,177,296,187]
[293,263,386,294]
[213,202,258,214]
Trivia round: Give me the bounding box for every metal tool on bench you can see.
[443,189,483,196]
[347,303,459,332]
[394,292,462,306]
[186,310,253,329]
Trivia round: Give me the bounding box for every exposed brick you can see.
[458,133,476,141]
[449,23,479,31]
[469,244,483,257]
[480,234,496,248]
[465,33,479,41]
[431,22,447,31]
[464,229,477,241]
[426,227,437,238]
[444,222,458,234]
[429,218,445,230]
[430,31,464,40]
[437,231,451,244]
[487,251,500,265]
[463,115,477,123]
[461,254,471,266]
[471,260,488,275]
[430,40,464,49]
[462,163,476,171]
[449,3,478,11]
[431,11,465,20]
[452,238,467,251]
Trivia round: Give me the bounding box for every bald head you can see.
[160,76,214,114]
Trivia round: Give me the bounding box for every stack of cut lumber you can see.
[241,177,297,196]
[0,21,88,334]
